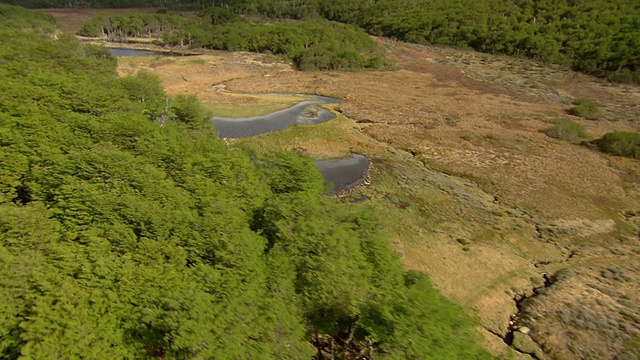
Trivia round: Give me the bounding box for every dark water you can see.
[315,154,370,193]
[212,95,341,138]
[108,48,166,56]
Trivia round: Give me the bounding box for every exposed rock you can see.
[513,332,548,360]
[518,326,531,334]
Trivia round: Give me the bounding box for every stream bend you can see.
[211,94,340,138]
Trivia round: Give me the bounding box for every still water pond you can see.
[315,154,370,194]
[107,48,166,57]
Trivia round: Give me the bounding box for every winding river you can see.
[107,45,368,193]
[211,95,340,138]
[211,93,368,193]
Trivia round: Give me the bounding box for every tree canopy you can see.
[16,0,638,82]
[77,12,387,71]
[0,4,491,358]
[238,0,640,82]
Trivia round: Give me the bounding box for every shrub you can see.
[171,94,203,124]
[119,69,166,117]
[595,131,640,159]
[568,98,600,120]
[607,69,635,84]
[197,7,244,25]
[544,119,588,143]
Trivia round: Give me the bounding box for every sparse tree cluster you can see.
[77,12,187,38]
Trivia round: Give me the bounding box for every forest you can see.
[0,4,491,359]
[4,0,640,82]
[77,10,386,71]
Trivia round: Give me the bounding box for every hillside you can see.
[3,2,640,359]
[72,10,640,360]
[0,5,491,359]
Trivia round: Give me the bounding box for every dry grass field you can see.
[44,9,640,359]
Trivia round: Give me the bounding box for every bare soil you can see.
[44,9,640,359]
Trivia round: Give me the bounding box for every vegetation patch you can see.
[595,131,640,160]
[229,0,640,83]
[544,119,588,143]
[20,0,640,82]
[568,98,600,120]
[77,11,387,71]
[0,5,491,358]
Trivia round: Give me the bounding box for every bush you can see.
[607,68,637,84]
[118,69,166,117]
[544,119,588,143]
[568,98,600,120]
[595,131,640,159]
[197,7,244,25]
[171,94,203,124]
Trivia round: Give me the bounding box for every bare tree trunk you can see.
[331,339,335,360]
[315,331,324,360]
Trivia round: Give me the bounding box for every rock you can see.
[518,326,531,334]
[513,332,548,360]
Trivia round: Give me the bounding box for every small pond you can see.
[315,154,370,194]
[212,95,341,138]
[108,48,167,57]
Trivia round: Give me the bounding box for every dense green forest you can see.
[77,10,386,71]
[8,0,639,82]
[223,0,640,83]
[0,4,491,359]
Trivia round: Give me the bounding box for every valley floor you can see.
[58,16,640,358]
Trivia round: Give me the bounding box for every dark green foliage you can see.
[228,0,639,83]
[197,6,243,25]
[382,271,492,359]
[595,131,640,159]
[254,151,326,195]
[77,13,188,38]
[171,94,203,124]
[568,98,600,120]
[118,69,167,117]
[0,3,55,33]
[69,0,640,78]
[607,68,640,85]
[544,119,588,143]
[0,6,492,359]
[78,11,386,71]
[8,0,640,81]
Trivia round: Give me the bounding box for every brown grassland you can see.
[44,9,640,359]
